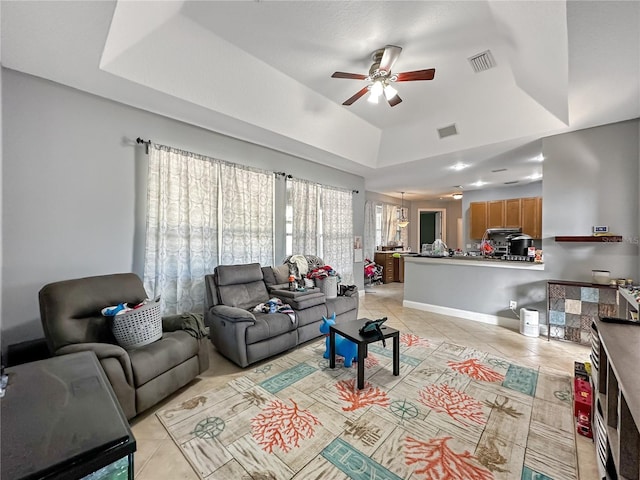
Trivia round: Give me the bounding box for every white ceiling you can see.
[2,1,639,201]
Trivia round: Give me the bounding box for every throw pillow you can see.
[273,264,291,284]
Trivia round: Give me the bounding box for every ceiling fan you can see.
[331,45,436,107]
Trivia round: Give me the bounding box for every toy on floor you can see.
[319,313,357,367]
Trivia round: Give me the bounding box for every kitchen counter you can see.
[404,254,545,271]
[402,254,547,330]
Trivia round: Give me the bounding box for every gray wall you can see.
[405,119,639,324]
[1,69,365,349]
[542,120,640,283]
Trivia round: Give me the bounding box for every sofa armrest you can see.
[56,342,134,387]
[210,305,256,323]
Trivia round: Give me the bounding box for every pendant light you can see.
[398,192,409,228]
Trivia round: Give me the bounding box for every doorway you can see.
[419,208,446,249]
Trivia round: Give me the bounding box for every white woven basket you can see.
[111,302,162,349]
[315,276,338,299]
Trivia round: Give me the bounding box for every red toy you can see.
[574,376,592,438]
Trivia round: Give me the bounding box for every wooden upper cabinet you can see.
[469,196,542,239]
[521,197,542,238]
[487,200,506,228]
[505,198,522,227]
[470,202,487,239]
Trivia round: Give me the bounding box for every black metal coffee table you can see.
[329,317,400,389]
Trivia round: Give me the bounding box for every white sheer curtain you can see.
[321,187,354,284]
[382,203,398,246]
[144,145,219,314]
[289,179,319,256]
[363,201,376,261]
[219,163,274,266]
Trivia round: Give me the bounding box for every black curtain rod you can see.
[136,137,151,154]
[135,140,358,194]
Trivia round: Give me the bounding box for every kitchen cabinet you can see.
[487,200,505,228]
[374,252,395,284]
[469,197,542,239]
[505,198,521,227]
[521,197,542,238]
[469,202,487,239]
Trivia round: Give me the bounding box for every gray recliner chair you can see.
[39,273,210,420]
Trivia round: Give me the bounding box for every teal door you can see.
[420,212,436,246]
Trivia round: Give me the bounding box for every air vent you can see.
[437,124,458,139]
[468,50,496,73]
[504,180,519,185]
[491,168,507,173]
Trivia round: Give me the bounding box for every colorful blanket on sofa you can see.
[253,298,296,323]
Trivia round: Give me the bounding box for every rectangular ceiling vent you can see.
[491,168,507,173]
[504,180,519,185]
[437,124,458,139]
[468,50,496,73]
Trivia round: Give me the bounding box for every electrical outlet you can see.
[510,300,517,310]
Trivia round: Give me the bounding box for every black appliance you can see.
[507,233,534,256]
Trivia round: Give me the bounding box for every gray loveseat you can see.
[39,273,210,420]
[204,263,358,367]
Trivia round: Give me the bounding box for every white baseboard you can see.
[403,300,521,330]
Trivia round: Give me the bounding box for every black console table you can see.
[1,351,136,480]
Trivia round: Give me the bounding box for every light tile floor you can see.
[131,282,598,480]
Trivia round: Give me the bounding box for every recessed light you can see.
[533,154,544,162]
[450,163,469,171]
[471,180,487,187]
[529,173,542,180]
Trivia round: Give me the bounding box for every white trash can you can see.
[520,308,539,337]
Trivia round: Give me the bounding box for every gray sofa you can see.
[39,273,210,420]
[204,263,358,367]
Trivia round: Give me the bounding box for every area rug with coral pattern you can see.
[157,333,578,480]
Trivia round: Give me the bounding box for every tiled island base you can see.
[547,281,618,344]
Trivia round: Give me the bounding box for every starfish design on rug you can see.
[483,397,522,418]
[476,435,509,473]
[192,417,225,439]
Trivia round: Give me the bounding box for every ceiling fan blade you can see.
[332,72,368,80]
[395,68,436,82]
[379,45,402,73]
[342,86,370,106]
[387,93,402,107]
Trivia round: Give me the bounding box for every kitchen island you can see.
[403,255,545,331]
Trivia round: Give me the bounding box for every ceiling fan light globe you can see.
[367,92,379,104]
[384,84,398,100]
[371,81,383,97]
